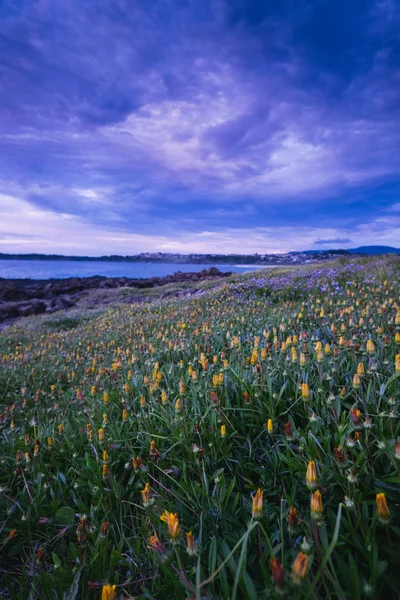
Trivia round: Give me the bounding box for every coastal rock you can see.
[0,268,232,324]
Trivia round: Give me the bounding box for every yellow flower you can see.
[141,482,151,507]
[98,428,105,442]
[395,354,400,372]
[367,339,375,353]
[175,398,181,412]
[103,392,109,404]
[376,493,390,523]
[292,552,309,585]
[306,461,317,489]
[101,584,116,600]
[353,373,361,388]
[102,464,109,479]
[58,424,64,434]
[267,419,273,433]
[221,424,227,437]
[301,383,310,399]
[357,362,365,375]
[160,511,180,539]
[122,409,128,422]
[161,390,168,404]
[47,437,53,448]
[251,488,263,518]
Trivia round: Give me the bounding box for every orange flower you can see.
[186,531,197,555]
[141,482,151,507]
[102,464,109,479]
[310,490,323,520]
[287,506,298,531]
[160,510,180,539]
[306,461,317,489]
[376,493,390,523]
[292,552,309,585]
[147,533,167,555]
[251,488,263,518]
[270,557,285,587]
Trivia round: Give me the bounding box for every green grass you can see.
[0,256,399,599]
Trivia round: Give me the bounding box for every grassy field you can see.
[1,257,399,599]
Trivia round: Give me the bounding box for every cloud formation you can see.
[1,0,399,253]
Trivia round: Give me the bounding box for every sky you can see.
[1,0,400,256]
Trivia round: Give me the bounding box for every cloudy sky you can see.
[1,0,400,255]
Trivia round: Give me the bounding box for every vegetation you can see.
[0,257,399,599]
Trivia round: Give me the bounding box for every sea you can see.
[0,259,271,280]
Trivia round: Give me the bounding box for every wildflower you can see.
[270,557,285,591]
[310,490,323,521]
[76,516,88,542]
[221,424,227,437]
[306,461,317,489]
[16,450,23,463]
[287,507,298,533]
[147,533,167,555]
[101,522,109,536]
[25,451,31,462]
[160,511,180,539]
[301,383,309,399]
[102,464,109,479]
[284,421,293,439]
[98,428,105,442]
[150,440,159,458]
[47,437,53,448]
[376,493,390,523]
[395,440,400,459]
[132,456,143,470]
[103,392,109,404]
[91,385,96,395]
[186,531,197,555]
[8,529,17,540]
[353,373,361,388]
[103,450,109,463]
[122,409,128,422]
[175,398,181,412]
[367,339,375,353]
[357,362,365,375]
[101,584,116,600]
[395,354,400,372]
[58,424,64,434]
[292,552,309,585]
[161,390,168,404]
[36,547,45,562]
[251,488,263,518]
[141,482,151,507]
[267,419,273,433]
[350,408,362,428]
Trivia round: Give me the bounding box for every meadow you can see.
[0,257,399,599]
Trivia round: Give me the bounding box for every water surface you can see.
[0,259,271,280]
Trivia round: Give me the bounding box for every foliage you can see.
[0,257,399,599]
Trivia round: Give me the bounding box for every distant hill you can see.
[348,246,400,255]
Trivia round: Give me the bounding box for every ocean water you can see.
[0,259,269,280]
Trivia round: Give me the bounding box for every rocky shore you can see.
[0,267,231,324]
